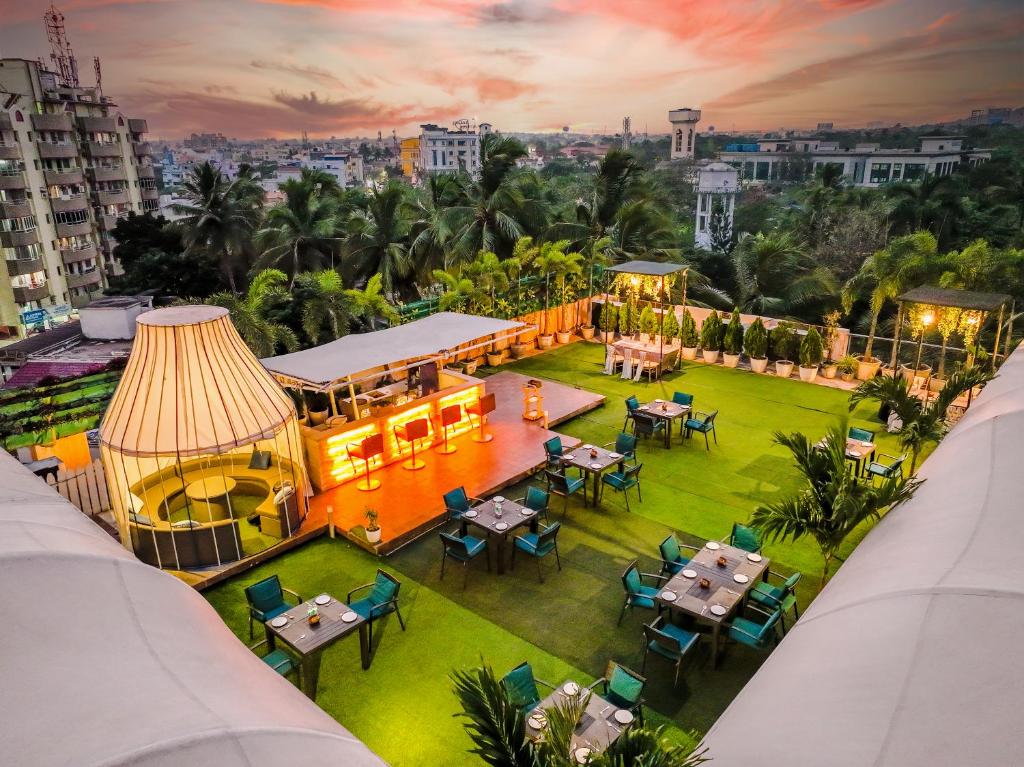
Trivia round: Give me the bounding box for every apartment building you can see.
[418,123,482,175]
[0,58,156,341]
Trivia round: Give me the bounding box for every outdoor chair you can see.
[466,393,496,443]
[346,433,384,492]
[544,469,586,514]
[249,639,300,685]
[865,453,906,483]
[600,463,643,511]
[623,395,640,431]
[394,417,430,471]
[618,560,666,625]
[348,569,407,650]
[604,344,624,375]
[501,662,555,715]
[588,661,646,725]
[620,348,636,380]
[672,391,695,409]
[514,485,551,525]
[728,522,762,554]
[443,486,483,531]
[629,411,665,442]
[512,522,562,582]
[631,351,648,382]
[436,403,462,455]
[638,353,661,382]
[683,410,719,450]
[749,571,801,633]
[642,615,700,688]
[657,349,680,378]
[658,533,698,577]
[602,432,638,465]
[244,575,301,639]
[543,436,569,473]
[848,426,876,443]
[727,604,782,651]
[439,531,490,589]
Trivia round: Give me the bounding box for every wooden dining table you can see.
[462,497,537,574]
[636,400,690,447]
[560,444,624,506]
[526,680,633,760]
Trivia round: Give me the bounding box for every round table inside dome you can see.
[185,476,238,502]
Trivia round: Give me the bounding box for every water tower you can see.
[668,108,701,160]
[694,162,739,250]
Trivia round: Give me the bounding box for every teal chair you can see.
[439,531,490,589]
[600,463,643,511]
[683,410,718,450]
[514,485,551,525]
[249,639,300,685]
[728,605,782,651]
[629,411,665,442]
[865,453,906,483]
[672,391,694,408]
[545,469,586,513]
[603,432,638,464]
[588,661,646,725]
[443,486,482,525]
[848,426,875,443]
[244,575,301,639]
[618,560,666,625]
[658,533,696,577]
[642,615,700,688]
[728,522,762,554]
[749,571,801,633]
[623,395,640,430]
[512,522,562,582]
[543,436,568,472]
[501,662,554,715]
[348,569,406,649]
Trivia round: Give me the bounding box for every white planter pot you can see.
[537,335,554,349]
[580,325,595,341]
[722,353,740,368]
[856,356,882,381]
[681,346,698,361]
[555,331,572,344]
[823,364,838,379]
[366,528,382,544]
[775,360,795,378]
[798,365,819,383]
[750,357,769,374]
[701,349,720,364]
[599,331,614,343]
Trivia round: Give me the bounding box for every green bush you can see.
[618,301,638,336]
[700,312,724,351]
[638,306,657,336]
[837,354,858,375]
[723,308,744,355]
[744,317,768,359]
[680,309,699,347]
[600,301,617,333]
[800,327,825,367]
[771,321,797,361]
[661,309,679,341]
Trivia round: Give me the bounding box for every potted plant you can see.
[510,338,532,358]
[821,310,840,378]
[485,347,504,367]
[364,508,381,544]
[619,300,638,340]
[661,309,679,352]
[722,308,744,368]
[700,312,723,364]
[579,321,595,341]
[679,309,699,360]
[638,306,657,345]
[599,301,617,343]
[744,317,769,373]
[837,354,858,382]
[799,327,824,383]
[771,321,797,378]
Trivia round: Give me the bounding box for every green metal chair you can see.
[749,571,801,633]
[623,395,640,431]
[244,575,301,639]
[603,432,638,464]
[658,533,697,577]
[439,531,490,589]
[642,615,700,688]
[249,639,300,685]
[865,453,906,483]
[600,463,643,511]
[543,436,568,472]
[443,486,483,524]
[512,522,562,582]
[672,391,694,408]
[545,469,587,513]
[501,662,555,715]
[728,522,762,554]
[848,426,875,443]
[629,411,665,442]
[588,661,646,725]
[683,410,718,450]
[348,569,407,649]
[514,485,551,525]
[618,560,666,625]
[728,604,782,651]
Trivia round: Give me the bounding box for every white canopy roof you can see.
[262,312,527,389]
[0,452,386,767]
[704,345,1024,766]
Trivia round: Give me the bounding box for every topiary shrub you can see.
[723,308,744,355]
[639,306,658,337]
[661,309,679,342]
[600,301,618,334]
[744,317,768,359]
[771,321,797,361]
[700,312,724,351]
[800,327,825,367]
[619,300,638,336]
[680,309,699,347]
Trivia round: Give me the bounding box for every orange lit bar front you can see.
[302,369,485,491]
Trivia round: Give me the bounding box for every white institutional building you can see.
[694,162,739,250]
[668,108,701,160]
[418,122,484,175]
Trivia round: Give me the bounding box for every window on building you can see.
[869,163,892,184]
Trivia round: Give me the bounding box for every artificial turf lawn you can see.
[205,343,919,766]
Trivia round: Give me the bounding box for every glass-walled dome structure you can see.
[100,306,308,570]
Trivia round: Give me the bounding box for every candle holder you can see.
[699,577,711,590]
[495,501,503,518]
[661,403,668,412]
[589,448,598,459]
[307,605,320,625]
[716,556,728,568]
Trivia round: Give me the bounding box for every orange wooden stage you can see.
[304,372,605,553]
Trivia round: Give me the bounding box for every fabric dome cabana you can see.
[101,306,308,570]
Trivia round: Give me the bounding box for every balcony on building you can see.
[30,113,74,132]
[77,116,117,133]
[0,198,32,219]
[60,241,97,265]
[137,164,156,179]
[140,187,159,201]
[96,188,130,206]
[5,251,44,276]
[0,229,39,248]
[0,142,21,160]
[37,141,78,160]
[86,141,122,158]
[132,142,153,157]
[12,283,49,304]
[55,220,94,238]
[43,167,85,186]
[97,212,119,231]
[0,114,11,131]
[0,170,27,190]
[89,165,127,182]
[128,118,149,134]
[65,268,103,290]
[50,195,89,214]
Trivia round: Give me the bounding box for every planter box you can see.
[681,347,698,361]
[775,361,794,378]
[750,357,769,374]
[486,352,504,367]
[701,349,720,364]
[798,365,819,383]
[599,331,614,343]
[722,353,740,369]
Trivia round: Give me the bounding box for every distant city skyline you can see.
[0,0,1021,139]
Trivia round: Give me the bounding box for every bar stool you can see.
[437,403,462,454]
[394,417,430,470]
[346,433,384,491]
[466,392,496,443]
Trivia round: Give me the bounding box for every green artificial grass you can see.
[205,343,920,766]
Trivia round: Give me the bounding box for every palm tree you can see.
[255,178,342,281]
[293,269,354,345]
[348,272,400,329]
[729,231,836,315]
[203,268,298,357]
[534,240,583,335]
[344,181,414,299]
[849,365,993,473]
[432,268,485,313]
[985,161,1024,230]
[172,162,263,292]
[751,423,921,586]
[408,174,462,279]
[451,663,708,767]
[607,199,679,262]
[550,150,646,250]
[464,250,511,315]
[887,175,962,239]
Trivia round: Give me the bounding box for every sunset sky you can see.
[0,0,1021,139]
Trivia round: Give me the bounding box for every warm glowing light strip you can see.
[386,403,435,457]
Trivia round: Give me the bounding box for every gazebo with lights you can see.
[604,260,689,370]
[100,306,309,570]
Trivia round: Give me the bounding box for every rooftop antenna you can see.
[44,4,80,88]
[622,116,632,150]
[93,56,102,97]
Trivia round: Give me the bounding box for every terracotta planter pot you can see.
[463,360,479,375]
[701,349,720,364]
[900,363,932,382]
[537,335,554,350]
[750,357,769,374]
[722,353,740,368]
[775,360,795,378]
[928,376,946,393]
[510,343,531,359]
[840,371,855,382]
[555,331,572,344]
[681,346,698,361]
[486,352,503,367]
[856,356,882,381]
[798,365,819,383]
[823,364,838,379]
[580,325,595,341]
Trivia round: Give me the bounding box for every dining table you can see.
[816,436,876,476]
[526,679,634,762]
[610,339,681,381]
[636,399,690,447]
[560,443,625,506]
[461,497,537,574]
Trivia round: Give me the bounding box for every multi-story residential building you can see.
[0,58,156,341]
[304,151,364,188]
[418,123,482,175]
[400,137,420,178]
[718,135,990,187]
